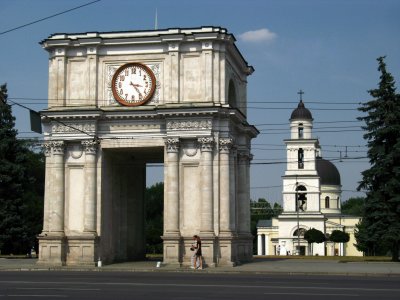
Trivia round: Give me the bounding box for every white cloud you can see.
[238,28,277,43]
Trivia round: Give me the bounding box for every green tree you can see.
[341,197,364,216]
[330,230,350,255]
[20,142,45,253]
[144,182,164,254]
[250,199,282,253]
[0,84,29,254]
[357,56,400,261]
[304,228,326,255]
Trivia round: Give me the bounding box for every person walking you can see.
[191,235,203,269]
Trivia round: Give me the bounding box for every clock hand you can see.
[133,86,143,98]
[130,82,143,87]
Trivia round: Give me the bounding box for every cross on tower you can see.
[297,89,305,101]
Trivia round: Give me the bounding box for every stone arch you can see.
[228,79,238,107]
[292,226,309,237]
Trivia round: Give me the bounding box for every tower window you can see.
[296,185,307,212]
[298,123,304,138]
[298,148,304,169]
[325,196,330,208]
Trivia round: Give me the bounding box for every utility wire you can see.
[0,0,101,35]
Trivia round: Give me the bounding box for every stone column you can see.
[237,151,251,234]
[164,138,180,234]
[82,140,99,233]
[41,142,52,232]
[198,137,216,267]
[50,141,65,233]
[163,138,181,264]
[38,140,66,266]
[257,234,262,255]
[198,137,214,234]
[264,234,269,255]
[219,138,234,234]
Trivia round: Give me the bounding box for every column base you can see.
[37,233,66,266]
[162,234,182,264]
[236,233,253,263]
[65,234,99,266]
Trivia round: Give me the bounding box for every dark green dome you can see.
[316,157,341,185]
[290,100,313,121]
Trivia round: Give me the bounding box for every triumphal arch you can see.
[37,27,258,267]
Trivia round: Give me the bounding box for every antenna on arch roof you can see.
[155,8,158,30]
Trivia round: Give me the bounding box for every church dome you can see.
[290,100,313,121]
[316,157,341,185]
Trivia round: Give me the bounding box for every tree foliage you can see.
[0,84,45,255]
[329,230,350,244]
[304,228,326,255]
[304,228,326,244]
[144,182,164,254]
[357,57,400,261]
[341,197,364,216]
[250,198,282,253]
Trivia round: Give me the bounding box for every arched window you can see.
[296,185,307,211]
[293,228,306,237]
[325,196,330,208]
[298,148,304,169]
[298,123,304,139]
[228,79,237,108]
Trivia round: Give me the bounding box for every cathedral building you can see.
[257,98,362,256]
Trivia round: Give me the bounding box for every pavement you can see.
[1,257,400,276]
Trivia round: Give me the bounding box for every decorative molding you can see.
[165,138,180,153]
[70,143,83,159]
[167,119,212,131]
[219,138,234,153]
[198,137,214,152]
[43,142,52,157]
[183,141,198,157]
[52,141,65,155]
[52,123,96,134]
[81,140,100,155]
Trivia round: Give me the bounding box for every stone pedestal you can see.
[65,235,99,266]
[37,234,66,266]
[162,235,182,264]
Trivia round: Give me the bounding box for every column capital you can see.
[81,139,100,155]
[219,138,234,153]
[237,150,251,162]
[165,138,180,153]
[51,141,65,155]
[43,142,52,157]
[198,137,214,152]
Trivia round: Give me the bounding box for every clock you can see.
[111,62,156,106]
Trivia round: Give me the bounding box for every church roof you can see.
[290,100,313,121]
[257,219,272,228]
[316,157,341,185]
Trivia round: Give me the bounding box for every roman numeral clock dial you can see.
[111,63,156,106]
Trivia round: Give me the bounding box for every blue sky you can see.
[1,0,399,203]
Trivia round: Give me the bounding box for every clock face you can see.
[111,63,156,106]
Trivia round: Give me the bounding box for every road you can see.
[0,271,399,299]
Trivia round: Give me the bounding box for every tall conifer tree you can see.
[0,84,29,254]
[357,57,400,261]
